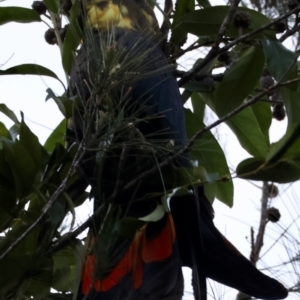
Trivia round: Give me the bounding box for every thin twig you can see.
[280,23,300,42]
[178,5,300,87]
[160,0,173,38]
[48,11,70,87]
[178,0,241,86]
[251,227,255,254]
[215,0,241,45]
[173,40,216,59]
[0,91,104,260]
[48,15,300,255]
[0,140,86,261]
[174,70,224,82]
[250,181,269,265]
[50,76,297,253]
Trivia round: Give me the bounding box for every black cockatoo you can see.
[69,0,289,299]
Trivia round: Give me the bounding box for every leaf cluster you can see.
[0,105,87,299]
[1,0,300,298]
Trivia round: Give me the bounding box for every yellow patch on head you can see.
[120,5,129,15]
[86,0,134,30]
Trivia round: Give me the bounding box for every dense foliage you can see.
[1,0,300,299]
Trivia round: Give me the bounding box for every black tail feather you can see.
[170,187,288,300]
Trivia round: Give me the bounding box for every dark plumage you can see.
[70,28,189,168]
[70,2,288,300]
[171,187,288,300]
[71,26,188,300]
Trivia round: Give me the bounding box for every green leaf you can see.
[52,248,75,292]
[44,119,66,152]
[23,257,52,296]
[0,206,13,233]
[26,194,47,221]
[191,93,205,121]
[46,88,79,118]
[201,91,269,157]
[48,201,66,225]
[62,0,83,75]
[193,165,218,183]
[181,89,193,103]
[0,187,16,231]
[72,241,85,300]
[0,255,28,298]
[237,157,300,183]
[3,142,37,198]
[0,7,41,25]
[0,255,52,298]
[227,108,269,157]
[0,187,16,216]
[42,142,77,192]
[43,0,59,13]
[0,64,63,87]
[184,81,214,93]
[249,101,271,147]
[9,124,20,141]
[171,0,195,48]
[0,148,14,189]
[0,220,41,256]
[19,116,43,172]
[263,39,298,91]
[193,56,218,75]
[196,0,211,8]
[185,109,233,206]
[266,119,300,164]
[0,122,12,140]
[180,6,275,40]
[0,104,19,124]
[281,85,300,128]
[216,46,265,117]
[43,143,68,180]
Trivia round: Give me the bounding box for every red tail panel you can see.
[142,213,176,263]
[81,254,95,295]
[81,213,176,295]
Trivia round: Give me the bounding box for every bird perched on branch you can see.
[69,0,288,299]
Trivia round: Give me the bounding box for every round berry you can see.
[32,1,47,15]
[260,75,274,89]
[272,103,286,121]
[267,207,281,223]
[44,28,57,45]
[233,11,251,29]
[267,183,279,198]
[218,51,232,65]
[274,22,287,33]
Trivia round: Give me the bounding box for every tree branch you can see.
[0,140,86,261]
[47,8,300,255]
[160,0,173,38]
[48,11,70,87]
[215,0,241,45]
[178,5,300,87]
[49,74,296,254]
[279,23,300,42]
[174,70,224,82]
[250,181,269,265]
